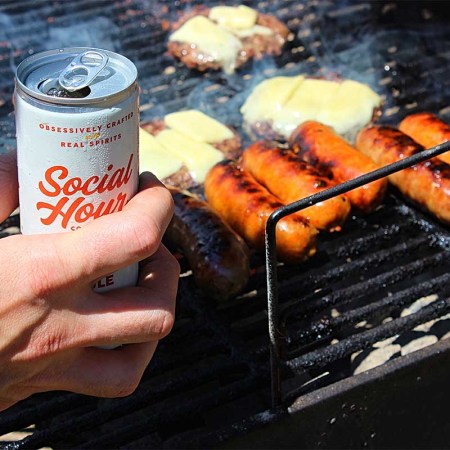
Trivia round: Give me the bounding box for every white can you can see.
[14,47,140,292]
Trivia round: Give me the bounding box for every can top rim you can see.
[15,47,138,105]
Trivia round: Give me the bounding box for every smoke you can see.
[176,0,450,136]
[0,0,449,144]
[0,7,123,154]
[0,10,120,76]
[45,17,120,53]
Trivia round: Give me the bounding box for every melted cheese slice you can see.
[209,5,258,29]
[169,16,242,74]
[241,75,382,139]
[229,24,273,38]
[315,80,381,135]
[240,75,304,125]
[164,109,234,143]
[155,129,224,183]
[274,79,340,137]
[139,128,183,179]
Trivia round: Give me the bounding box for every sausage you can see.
[204,160,318,264]
[165,187,251,301]
[355,125,450,225]
[399,112,450,165]
[289,121,388,212]
[241,141,351,232]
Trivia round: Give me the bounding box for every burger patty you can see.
[167,7,289,73]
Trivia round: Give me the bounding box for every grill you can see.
[1,1,450,449]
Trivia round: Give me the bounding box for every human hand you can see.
[0,153,179,411]
[0,150,18,221]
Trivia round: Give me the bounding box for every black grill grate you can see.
[1,0,450,448]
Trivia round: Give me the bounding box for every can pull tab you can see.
[58,50,109,92]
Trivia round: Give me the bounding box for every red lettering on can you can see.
[36,154,134,228]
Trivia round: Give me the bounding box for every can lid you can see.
[16,47,137,105]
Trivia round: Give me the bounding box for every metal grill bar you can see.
[287,297,450,372]
[72,376,263,450]
[287,272,450,356]
[328,222,427,259]
[281,245,445,323]
[0,393,91,436]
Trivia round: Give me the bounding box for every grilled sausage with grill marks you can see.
[289,121,388,212]
[399,112,450,165]
[204,160,318,264]
[241,141,351,232]
[356,125,450,225]
[165,188,251,301]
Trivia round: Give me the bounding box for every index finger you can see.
[59,172,174,283]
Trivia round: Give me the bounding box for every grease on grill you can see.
[351,295,450,375]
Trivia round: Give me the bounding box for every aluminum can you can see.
[14,47,139,292]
